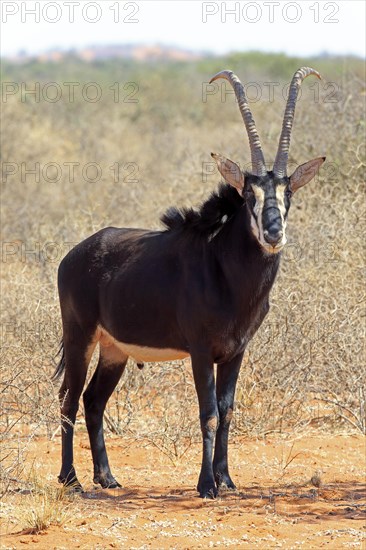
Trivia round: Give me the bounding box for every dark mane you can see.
[161,184,244,237]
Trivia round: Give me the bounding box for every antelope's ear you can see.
[289,157,326,193]
[211,152,244,193]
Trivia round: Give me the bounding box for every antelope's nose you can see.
[264,229,283,246]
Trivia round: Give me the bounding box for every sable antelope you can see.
[54,67,325,498]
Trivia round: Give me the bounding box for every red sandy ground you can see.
[1,433,365,549]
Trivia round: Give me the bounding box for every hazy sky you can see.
[1,0,365,58]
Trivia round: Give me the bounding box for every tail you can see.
[52,339,66,381]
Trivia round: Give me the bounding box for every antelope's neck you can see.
[212,205,281,301]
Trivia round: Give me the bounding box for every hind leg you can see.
[83,343,128,488]
[58,327,97,491]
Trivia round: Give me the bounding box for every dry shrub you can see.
[0,55,365,492]
[99,359,199,464]
[14,480,72,534]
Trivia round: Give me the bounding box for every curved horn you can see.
[210,70,267,177]
[273,67,321,178]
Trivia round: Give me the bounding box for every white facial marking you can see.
[275,184,288,247]
[97,326,189,363]
[250,184,287,254]
[250,185,265,243]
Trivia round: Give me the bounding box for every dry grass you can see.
[0,53,365,494]
[1,470,73,536]
[16,484,72,534]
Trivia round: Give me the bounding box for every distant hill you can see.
[4,43,212,63]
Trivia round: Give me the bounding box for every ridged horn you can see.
[210,70,267,177]
[273,67,321,178]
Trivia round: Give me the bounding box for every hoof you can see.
[215,472,236,491]
[58,475,84,493]
[197,482,218,499]
[199,488,218,499]
[93,474,122,489]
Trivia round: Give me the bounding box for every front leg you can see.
[191,351,218,498]
[213,352,243,490]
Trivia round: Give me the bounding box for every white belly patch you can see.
[97,325,189,363]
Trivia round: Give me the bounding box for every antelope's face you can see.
[244,173,290,254]
[211,153,326,255]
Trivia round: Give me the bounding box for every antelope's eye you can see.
[244,189,255,207]
[285,188,293,199]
